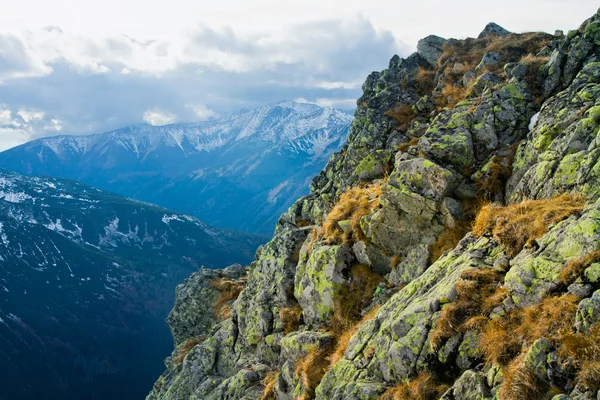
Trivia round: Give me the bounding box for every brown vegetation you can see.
[259,371,279,400]
[559,250,600,286]
[397,136,420,153]
[436,82,473,109]
[173,336,205,365]
[438,32,553,72]
[331,264,384,335]
[384,104,415,132]
[295,344,334,400]
[430,268,505,349]
[329,305,381,369]
[279,305,303,334]
[475,151,515,199]
[319,183,383,245]
[415,67,436,96]
[481,294,579,366]
[429,220,472,263]
[380,372,450,400]
[472,194,586,256]
[210,277,247,319]
[559,324,600,392]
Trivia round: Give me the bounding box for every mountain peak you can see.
[478,22,511,39]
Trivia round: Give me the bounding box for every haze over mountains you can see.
[0,101,352,234]
[0,168,265,399]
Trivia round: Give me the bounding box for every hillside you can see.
[147,8,600,400]
[0,101,351,234]
[0,169,265,399]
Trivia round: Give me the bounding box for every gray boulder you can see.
[417,35,448,66]
[478,22,510,39]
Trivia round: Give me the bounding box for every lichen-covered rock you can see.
[417,35,448,66]
[441,370,492,400]
[294,244,354,326]
[388,157,460,201]
[505,199,600,305]
[316,235,504,399]
[149,9,600,400]
[167,264,246,345]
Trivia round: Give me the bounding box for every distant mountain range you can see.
[0,101,352,234]
[0,168,265,399]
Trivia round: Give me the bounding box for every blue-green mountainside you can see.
[0,169,265,399]
[147,9,600,400]
[0,101,352,234]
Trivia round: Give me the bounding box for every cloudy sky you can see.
[0,0,597,150]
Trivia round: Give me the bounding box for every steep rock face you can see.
[149,9,600,400]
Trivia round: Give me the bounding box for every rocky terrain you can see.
[0,169,265,399]
[0,101,351,234]
[148,9,600,400]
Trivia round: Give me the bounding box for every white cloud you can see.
[0,127,31,151]
[17,109,45,123]
[186,104,216,120]
[143,109,177,126]
[315,98,358,109]
[0,104,64,150]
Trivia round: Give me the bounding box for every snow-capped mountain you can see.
[0,169,265,400]
[0,101,353,234]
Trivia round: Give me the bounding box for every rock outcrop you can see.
[149,8,600,400]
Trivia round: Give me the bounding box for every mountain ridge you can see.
[0,101,352,234]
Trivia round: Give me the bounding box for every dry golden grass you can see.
[480,294,579,366]
[279,305,303,334]
[380,372,449,400]
[331,265,384,335]
[389,255,402,270]
[415,67,436,96]
[438,32,552,70]
[436,82,473,109]
[210,277,247,319]
[384,104,415,132]
[319,184,383,246]
[559,324,600,392]
[559,250,600,285]
[472,194,587,256]
[430,268,505,349]
[397,136,420,153]
[329,305,381,368]
[475,151,515,199]
[259,371,279,400]
[500,353,558,400]
[429,221,472,263]
[295,344,333,400]
[173,336,205,365]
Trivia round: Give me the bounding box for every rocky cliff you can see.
[148,9,600,400]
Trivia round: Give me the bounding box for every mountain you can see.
[0,168,265,399]
[0,101,352,234]
[148,9,600,400]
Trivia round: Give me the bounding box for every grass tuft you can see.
[279,305,303,334]
[210,277,247,319]
[318,184,383,246]
[472,194,586,256]
[173,336,205,365]
[559,250,600,286]
[259,371,279,400]
[380,372,450,400]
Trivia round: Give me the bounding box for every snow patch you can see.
[529,112,540,131]
[267,180,290,204]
